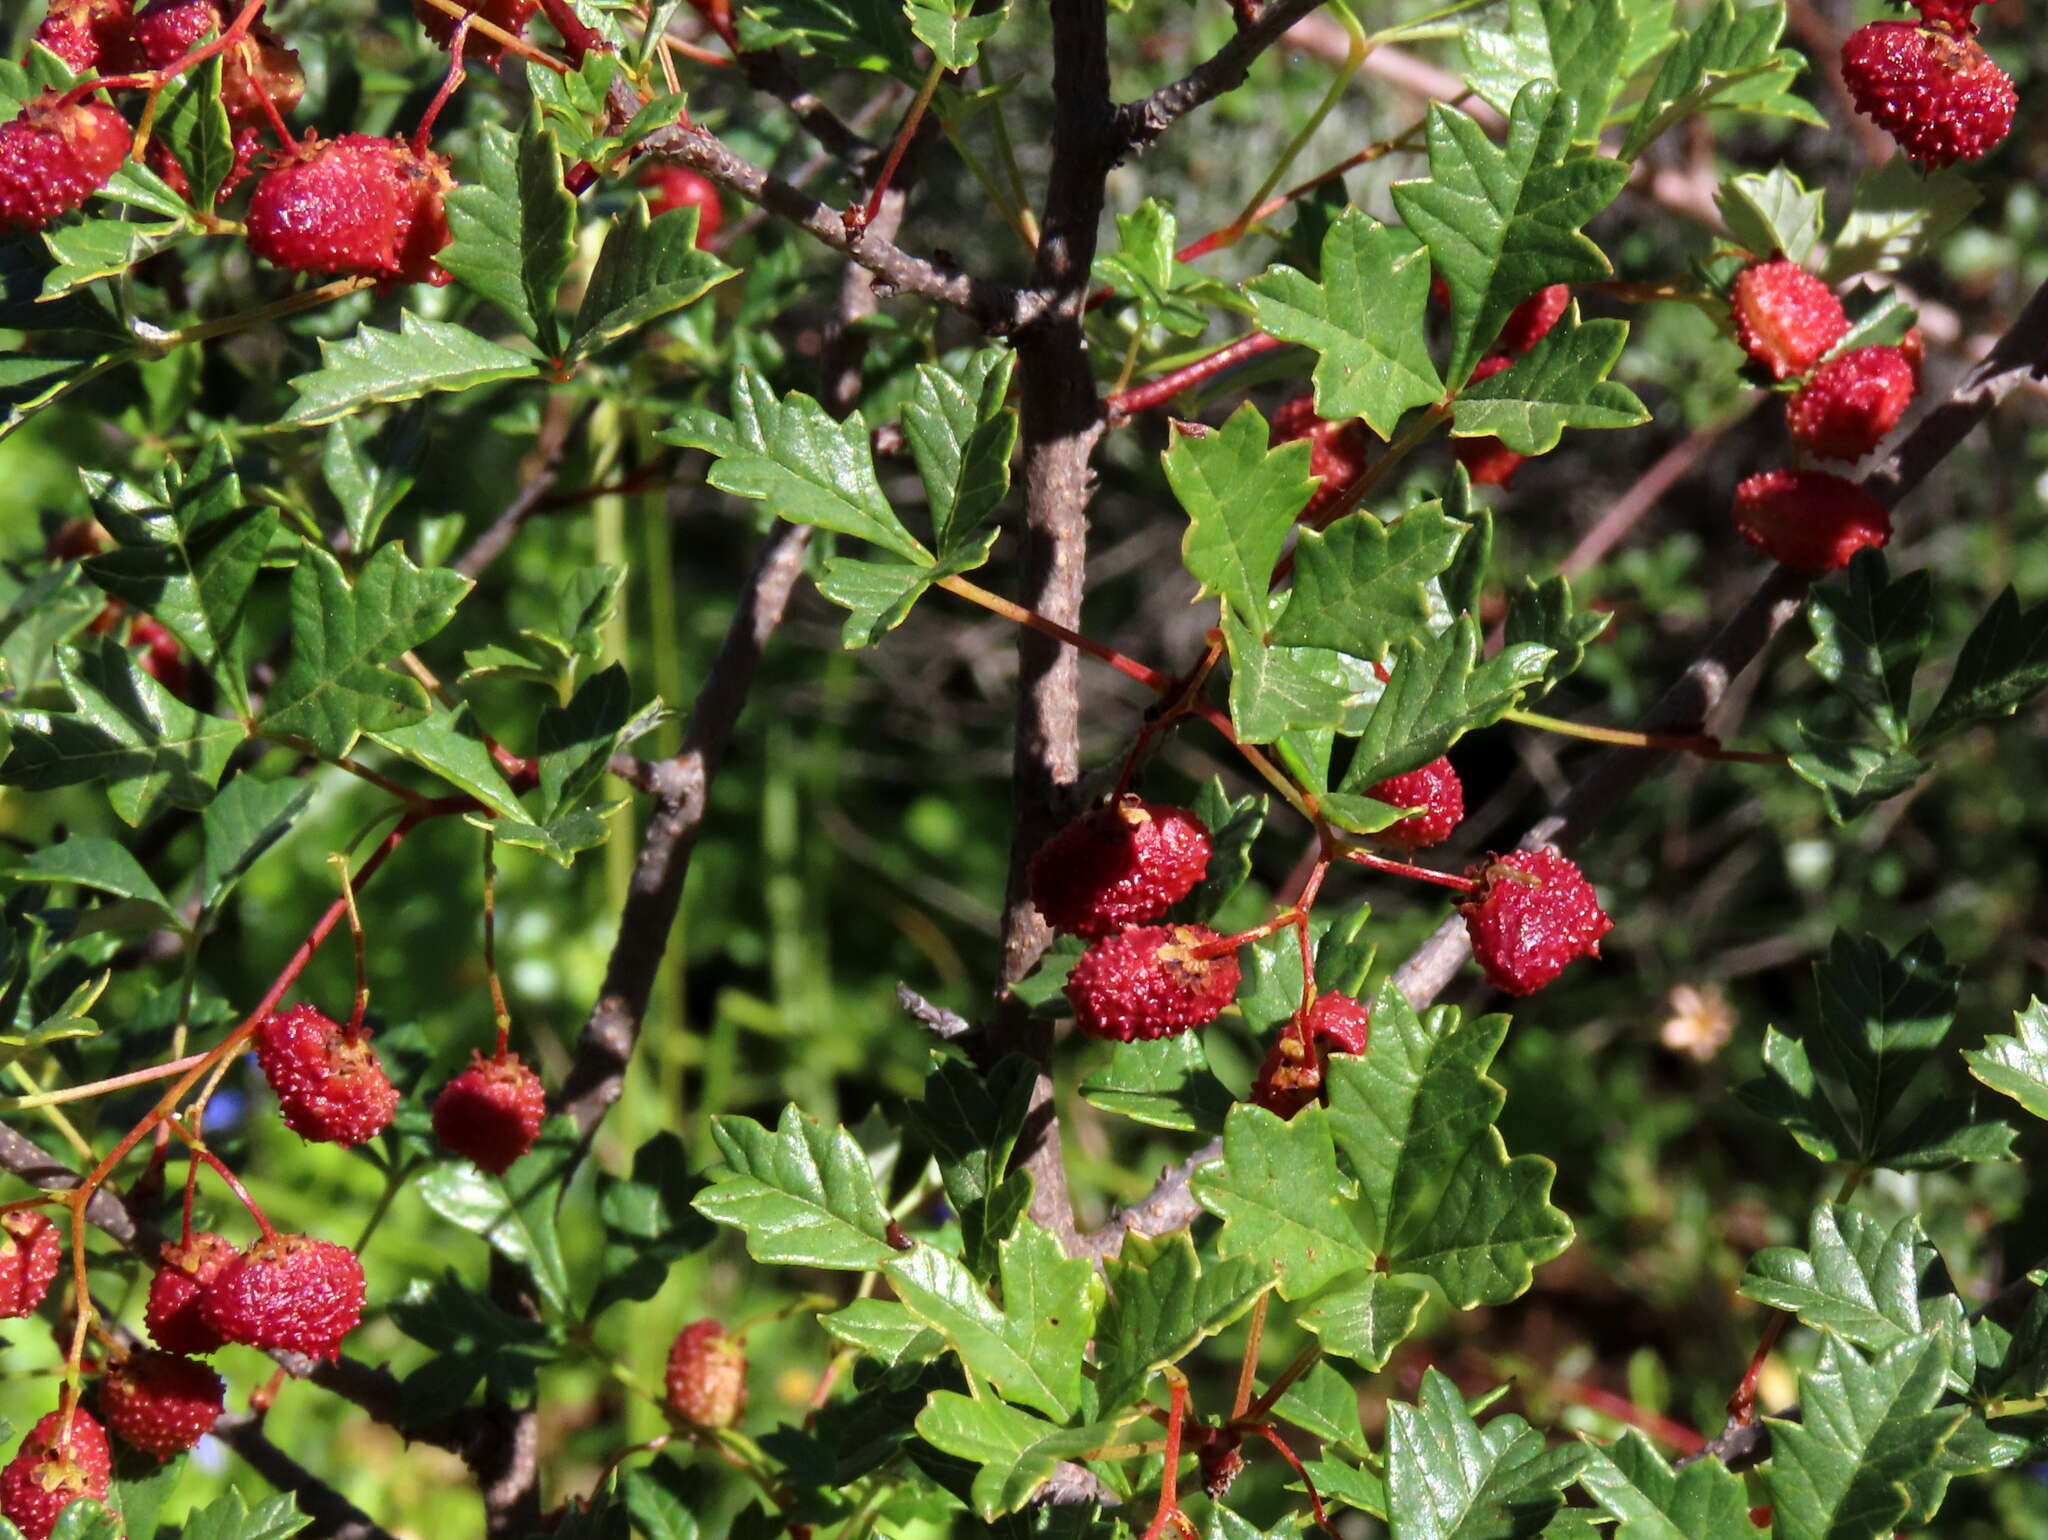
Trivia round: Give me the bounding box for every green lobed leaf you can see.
[40,217,193,299]
[1246,209,1443,438]
[1079,1032,1235,1135]
[622,1472,699,1540]
[901,1052,1035,1279]
[1789,730,1926,824]
[152,50,233,212]
[1827,159,1981,281]
[902,348,1016,556]
[1093,201,1240,339]
[1915,587,2048,748]
[535,662,632,820]
[814,529,997,649]
[321,409,427,555]
[0,636,242,824]
[1336,617,1552,790]
[884,1221,1099,1419]
[1450,316,1648,454]
[693,1104,897,1270]
[735,0,920,77]
[1171,778,1266,924]
[368,705,529,824]
[1093,1231,1272,1411]
[474,805,625,867]
[1622,0,1812,158]
[175,1489,311,1540]
[440,115,577,355]
[81,433,271,716]
[1742,1204,1974,1389]
[417,1117,578,1316]
[1274,500,1465,658]
[258,542,472,758]
[1385,1368,1588,1540]
[913,1392,1140,1520]
[1763,1334,1967,1540]
[1298,1273,1428,1371]
[1325,981,1573,1305]
[390,1270,559,1419]
[1575,1431,1753,1540]
[197,775,314,913]
[1805,552,1929,748]
[664,368,929,563]
[903,0,1007,67]
[1460,0,1628,146]
[1165,405,1315,631]
[1965,999,2048,1123]
[1390,83,1627,389]
[281,311,537,429]
[1193,1102,1371,1300]
[568,200,734,360]
[1274,1359,1370,1456]
[1716,164,1824,268]
[593,1130,714,1313]
[820,1298,943,1367]
[1223,618,1381,743]
[1503,574,1609,699]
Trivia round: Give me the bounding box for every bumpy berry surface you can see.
[1786,345,1916,461]
[413,0,540,62]
[1496,284,1570,354]
[640,164,725,248]
[1731,469,1892,574]
[1269,393,1371,525]
[128,0,304,123]
[98,1351,225,1460]
[664,1319,747,1429]
[1250,991,1373,1118]
[246,135,454,286]
[0,1210,63,1319]
[256,1003,399,1146]
[32,0,134,72]
[1841,19,2014,167]
[1729,260,1847,382]
[433,1052,547,1174]
[1064,924,1242,1042]
[201,1233,365,1362]
[0,93,132,233]
[1453,355,1525,487]
[1029,797,1212,937]
[0,1409,111,1540]
[1460,848,1612,997]
[146,1231,234,1355]
[1364,757,1465,850]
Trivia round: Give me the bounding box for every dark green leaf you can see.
[152,51,233,211]
[282,312,536,429]
[1805,552,1929,747]
[1079,1033,1235,1135]
[734,0,919,77]
[1461,0,1628,146]
[321,409,427,554]
[176,1489,311,1540]
[441,115,576,354]
[1223,617,1375,743]
[536,662,631,819]
[1504,574,1610,698]
[1391,84,1627,388]
[417,1117,578,1315]
[197,774,313,912]
[593,1130,713,1312]
[1916,587,2048,747]
[913,1393,1140,1520]
[903,0,1006,67]
[1335,617,1552,789]
[814,529,997,649]
[1299,1273,1428,1370]
[1171,779,1266,924]
[902,349,1016,555]
[1274,501,1465,658]
[1386,1368,1587,1540]
[369,705,528,823]
[10,835,176,920]
[1093,1231,1271,1410]
[569,200,734,360]
[1789,730,1925,823]
[694,1104,897,1270]
[1965,999,2048,1123]
[1246,209,1442,438]
[1451,316,1648,453]
[1094,201,1241,339]
[1576,1432,1754,1540]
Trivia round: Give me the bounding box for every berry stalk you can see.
[1502,707,1790,765]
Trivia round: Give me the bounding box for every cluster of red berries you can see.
[1841,0,2013,167]
[1725,258,1906,574]
[1249,989,1371,1118]
[4,0,727,273]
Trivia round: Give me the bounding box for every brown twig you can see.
[1120,0,1337,156]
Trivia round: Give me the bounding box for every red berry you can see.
[412,0,539,63]
[1249,991,1372,1119]
[127,0,304,124]
[0,1210,62,1319]
[1363,757,1464,850]
[1495,284,1570,354]
[201,1232,365,1361]
[0,92,131,233]
[256,1003,398,1146]
[1454,354,1526,487]
[98,1350,225,1460]
[246,134,454,286]
[1731,469,1892,575]
[0,1409,111,1540]
[432,1051,547,1175]
[664,1318,746,1429]
[1269,393,1370,526]
[127,613,189,698]
[1459,847,1612,997]
[146,1231,234,1355]
[1841,18,2013,167]
[1785,345,1916,461]
[639,163,725,249]
[1029,797,1212,938]
[1729,260,1847,382]
[31,0,134,73]
[1064,924,1242,1042]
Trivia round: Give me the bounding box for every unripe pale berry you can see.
[665,1319,746,1429]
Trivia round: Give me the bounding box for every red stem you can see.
[1343,845,1479,894]
[178,1130,277,1241]
[1105,331,1288,420]
[413,17,472,152]
[1728,1314,1789,1426]
[535,0,607,63]
[1141,1376,1191,1540]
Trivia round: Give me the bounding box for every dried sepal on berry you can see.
[1363,757,1464,851]
[200,1233,366,1362]
[1731,469,1892,575]
[664,1318,747,1429]
[1729,260,1847,382]
[0,93,131,233]
[0,1209,63,1318]
[255,1002,399,1147]
[0,1408,111,1540]
[1028,797,1212,938]
[1249,991,1373,1119]
[432,1051,547,1175]
[1459,847,1612,997]
[98,1350,225,1460]
[146,1231,234,1355]
[1064,924,1242,1042]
